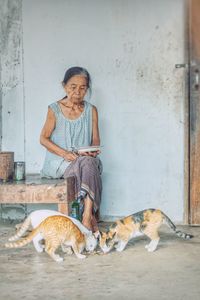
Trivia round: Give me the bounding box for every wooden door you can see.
[189,0,200,224]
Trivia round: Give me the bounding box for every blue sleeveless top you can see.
[41,100,93,178]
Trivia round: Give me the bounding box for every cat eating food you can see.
[8,209,97,253]
[5,215,97,262]
[98,209,193,253]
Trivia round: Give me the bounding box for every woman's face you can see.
[64,75,88,102]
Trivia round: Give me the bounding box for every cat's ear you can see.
[112,232,117,239]
[108,231,116,239]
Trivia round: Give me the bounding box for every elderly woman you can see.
[40,67,102,232]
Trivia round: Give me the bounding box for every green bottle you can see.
[71,200,80,220]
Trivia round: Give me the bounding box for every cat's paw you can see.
[76,254,86,259]
[146,240,159,252]
[145,244,156,252]
[115,242,127,252]
[115,247,124,252]
[54,255,64,263]
[36,247,44,253]
[147,246,157,252]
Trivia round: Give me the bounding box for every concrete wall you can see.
[0,51,2,150]
[0,0,26,218]
[0,0,24,160]
[1,0,188,222]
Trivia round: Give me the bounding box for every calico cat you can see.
[8,209,97,253]
[5,215,94,262]
[98,209,193,253]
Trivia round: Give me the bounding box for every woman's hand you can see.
[63,151,79,162]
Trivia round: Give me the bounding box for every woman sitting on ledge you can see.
[40,66,102,232]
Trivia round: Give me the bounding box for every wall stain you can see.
[0,0,23,93]
[0,0,24,220]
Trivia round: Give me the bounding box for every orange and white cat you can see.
[8,209,97,253]
[5,215,95,262]
[98,209,193,253]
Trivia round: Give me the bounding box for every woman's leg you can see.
[82,195,93,230]
[91,214,99,232]
[82,195,99,232]
[64,156,102,231]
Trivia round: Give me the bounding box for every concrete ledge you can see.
[0,174,75,204]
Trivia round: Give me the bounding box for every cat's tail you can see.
[8,215,32,242]
[5,225,41,249]
[161,211,193,239]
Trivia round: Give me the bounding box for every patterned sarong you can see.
[64,156,102,212]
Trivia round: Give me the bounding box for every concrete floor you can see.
[0,221,199,300]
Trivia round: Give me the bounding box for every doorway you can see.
[189,0,200,224]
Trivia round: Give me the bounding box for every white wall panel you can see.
[19,0,187,221]
[1,0,24,161]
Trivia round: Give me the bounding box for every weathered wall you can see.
[0,0,25,219]
[1,0,188,222]
[0,36,1,150]
[0,0,24,160]
[0,0,5,150]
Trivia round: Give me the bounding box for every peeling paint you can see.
[0,69,2,151]
[0,0,24,220]
[0,0,24,161]
[0,0,22,93]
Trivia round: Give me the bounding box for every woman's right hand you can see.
[63,151,78,162]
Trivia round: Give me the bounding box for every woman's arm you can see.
[81,105,100,158]
[77,105,100,157]
[40,107,77,161]
[91,105,100,146]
